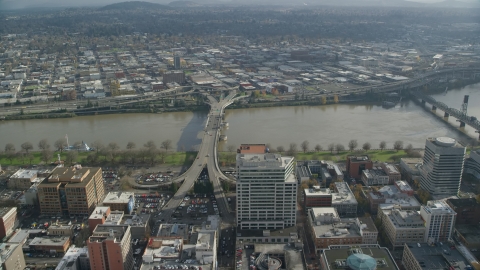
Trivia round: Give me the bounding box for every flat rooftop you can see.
[237,144,266,154]
[348,155,370,162]
[0,207,15,218]
[90,225,128,242]
[332,182,358,205]
[237,226,297,238]
[143,238,182,260]
[405,243,471,269]
[157,224,188,239]
[304,187,332,197]
[455,225,480,244]
[323,245,399,270]
[11,169,37,179]
[42,167,101,187]
[89,206,110,220]
[103,192,134,204]
[104,211,124,225]
[30,236,70,246]
[253,244,304,270]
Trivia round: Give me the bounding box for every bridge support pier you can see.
[432,105,437,111]
[444,112,449,118]
[421,100,426,106]
[477,131,480,140]
[460,121,466,128]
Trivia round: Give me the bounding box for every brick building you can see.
[0,208,17,240]
[346,155,373,179]
[87,225,133,270]
[446,198,480,225]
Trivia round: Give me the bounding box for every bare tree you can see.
[287,143,297,156]
[393,141,404,152]
[276,146,285,153]
[301,140,310,153]
[314,144,322,152]
[379,141,387,151]
[38,139,50,151]
[21,142,33,153]
[144,140,157,151]
[328,143,335,154]
[66,151,78,165]
[108,142,120,159]
[362,142,371,152]
[4,143,15,153]
[54,138,68,153]
[6,151,16,164]
[405,143,413,153]
[348,140,358,152]
[126,141,136,150]
[336,144,345,153]
[227,145,235,153]
[73,141,83,152]
[91,140,104,154]
[161,140,172,152]
[41,149,53,164]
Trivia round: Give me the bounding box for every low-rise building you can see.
[332,182,358,217]
[381,163,402,184]
[195,230,217,265]
[446,198,480,225]
[303,186,332,210]
[0,243,26,270]
[361,167,389,186]
[102,192,135,214]
[236,226,299,244]
[379,208,426,248]
[29,236,71,253]
[0,207,17,240]
[55,245,90,270]
[399,158,422,183]
[88,206,111,233]
[307,208,362,250]
[47,224,74,237]
[142,238,183,262]
[8,169,41,190]
[365,185,420,214]
[357,217,378,245]
[320,244,399,270]
[402,243,472,270]
[454,225,480,250]
[346,155,373,179]
[251,244,304,270]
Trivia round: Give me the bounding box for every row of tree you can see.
[2,138,174,166]
[225,140,408,155]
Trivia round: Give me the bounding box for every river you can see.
[1,83,479,152]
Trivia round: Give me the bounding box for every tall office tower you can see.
[236,148,297,230]
[420,137,465,198]
[87,224,133,270]
[420,200,456,243]
[38,167,105,216]
[174,55,181,70]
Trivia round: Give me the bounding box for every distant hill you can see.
[98,1,172,11]
[429,0,480,8]
[168,1,200,7]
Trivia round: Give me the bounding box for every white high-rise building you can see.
[419,137,465,198]
[236,152,297,230]
[420,200,456,243]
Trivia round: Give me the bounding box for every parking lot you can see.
[169,193,219,225]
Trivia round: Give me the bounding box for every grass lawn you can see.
[0,151,198,167]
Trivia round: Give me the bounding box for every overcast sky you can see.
[0,0,478,10]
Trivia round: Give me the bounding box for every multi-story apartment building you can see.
[8,169,39,190]
[38,167,105,216]
[236,152,297,230]
[162,70,185,84]
[379,208,426,248]
[419,137,465,198]
[420,200,456,243]
[87,225,133,270]
[0,208,17,240]
[361,167,389,186]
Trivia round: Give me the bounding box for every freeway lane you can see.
[160,91,237,225]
